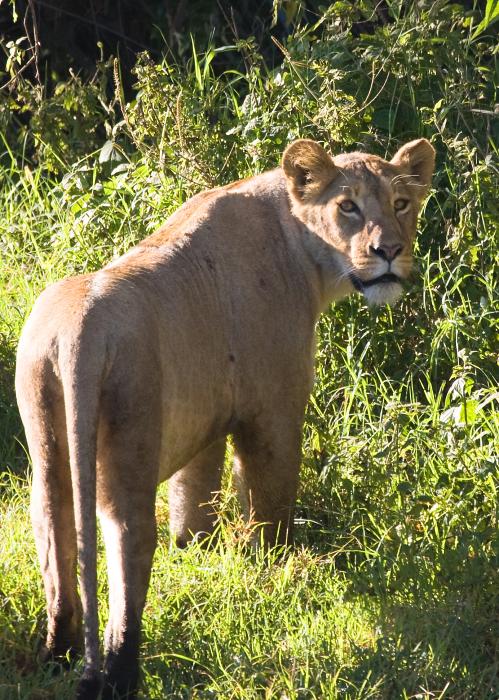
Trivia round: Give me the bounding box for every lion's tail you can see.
[59,329,107,698]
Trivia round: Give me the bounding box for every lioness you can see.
[16,138,434,699]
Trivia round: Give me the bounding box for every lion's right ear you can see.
[391,139,435,200]
[282,140,337,202]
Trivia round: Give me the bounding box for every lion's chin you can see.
[363,280,403,306]
[349,272,404,306]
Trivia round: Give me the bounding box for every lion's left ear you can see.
[282,139,337,202]
[391,139,435,199]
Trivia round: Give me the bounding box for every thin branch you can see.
[0,54,36,91]
[26,0,41,85]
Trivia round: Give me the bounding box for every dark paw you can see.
[102,679,138,699]
[102,673,138,699]
[102,633,140,699]
[102,661,139,699]
[75,670,102,700]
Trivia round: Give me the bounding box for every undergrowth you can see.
[0,1,497,698]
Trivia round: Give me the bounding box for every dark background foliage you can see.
[2,0,401,88]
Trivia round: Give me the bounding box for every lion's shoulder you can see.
[137,170,287,250]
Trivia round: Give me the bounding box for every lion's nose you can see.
[369,244,403,262]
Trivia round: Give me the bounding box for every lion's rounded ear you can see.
[391,139,435,198]
[282,139,337,201]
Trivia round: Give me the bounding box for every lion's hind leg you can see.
[97,406,160,700]
[18,360,82,663]
[98,497,157,700]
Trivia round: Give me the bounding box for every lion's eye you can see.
[339,199,359,214]
[394,198,410,212]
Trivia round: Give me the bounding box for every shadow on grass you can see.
[0,592,80,700]
[346,544,499,699]
[0,338,25,474]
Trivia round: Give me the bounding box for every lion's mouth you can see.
[349,272,401,291]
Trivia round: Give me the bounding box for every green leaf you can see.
[99,140,115,164]
[99,140,122,164]
[471,0,499,38]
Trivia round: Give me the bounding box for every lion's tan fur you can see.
[15,139,434,699]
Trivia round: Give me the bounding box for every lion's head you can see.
[282,138,435,305]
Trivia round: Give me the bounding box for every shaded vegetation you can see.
[0,1,498,698]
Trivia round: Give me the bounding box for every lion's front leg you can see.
[233,414,304,548]
[168,437,226,547]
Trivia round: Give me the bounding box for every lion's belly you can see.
[155,346,234,483]
[156,400,231,483]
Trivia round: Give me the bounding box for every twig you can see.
[0,54,35,91]
[113,58,131,133]
[26,0,41,85]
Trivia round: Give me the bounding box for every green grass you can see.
[1,454,498,700]
[1,1,498,698]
